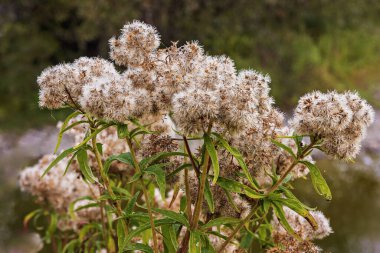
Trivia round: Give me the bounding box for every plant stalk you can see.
[91,135,128,240]
[126,137,159,253]
[217,202,259,253]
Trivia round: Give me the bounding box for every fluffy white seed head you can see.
[172,88,220,134]
[38,63,78,109]
[109,20,160,67]
[291,91,374,159]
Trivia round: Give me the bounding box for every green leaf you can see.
[62,239,79,253]
[145,165,166,199]
[23,209,43,228]
[271,195,318,231]
[108,236,116,253]
[190,231,202,253]
[77,149,97,183]
[73,124,110,150]
[271,139,296,159]
[167,163,192,179]
[125,191,140,215]
[54,111,81,153]
[139,151,188,170]
[161,225,178,253]
[201,217,241,230]
[180,196,187,212]
[300,161,332,201]
[128,172,142,184]
[125,218,176,243]
[280,186,315,210]
[74,202,99,212]
[152,208,190,227]
[117,220,126,252]
[204,133,219,185]
[125,243,153,253]
[130,129,156,138]
[41,147,76,178]
[212,132,259,189]
[112,186,133,200]
[104,152,135,174]
[45,212,57,243]
[117,124,129,139]
[68,196,94,220]
[204,179,215,213]
[79,223,100,242]
[63,150,79,176]
[272,202,300,240]
[96,143,103,155]
[216,176,265,199]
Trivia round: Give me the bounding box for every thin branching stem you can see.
[90,131,128,240]
[126,137,159,253]
[183,135,200,177]
[217,201,259,253]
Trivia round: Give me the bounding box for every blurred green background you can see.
[1,0,380,130]
[1,1,380,253]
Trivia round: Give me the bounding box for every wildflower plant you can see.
[20,20,375,253]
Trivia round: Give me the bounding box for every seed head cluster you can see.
[291,91,374,159]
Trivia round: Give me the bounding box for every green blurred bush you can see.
[1,0,379,130]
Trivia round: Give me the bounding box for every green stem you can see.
[126,137,159,253]
[217,202,259,253]
[266,139,316,195]
[190,151,210,230]
[91,134,128,241]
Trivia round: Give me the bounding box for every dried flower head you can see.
[109,20,160,67]
[291,91,374,159]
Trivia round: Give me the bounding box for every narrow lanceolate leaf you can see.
[117,220,126,252]
[125,191,140,215]
[117,124,129,139]
[152,208,190,227]
[300,161,332,201]
[63,150,79,176]
[77,149,97,183]
[74,124,110,150]
[79,223,100,242]
[23,209,43,228]
[190,232,202,253]
[125,218,176,243]
[46,212,58,243]
[272,202,300,240]
[139,151,188,169]
[144,165,166,199]
[104,152,135,174]
[124,243,153,253]
[54,110,81,153]
[204,133,219,185]
[201,217,241,230]
[161,225,178,252]
[41,147,76,178]
[216,176,265,199]
[204,179,215,213]
[271,196,318,231]
[62,239,79,253]
[279,186,315,210]
[212,132,259,189]
[271,139,296,159]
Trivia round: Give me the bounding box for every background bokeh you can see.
[0,1,379,252]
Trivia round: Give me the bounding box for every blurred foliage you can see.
[1,0,380,130]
